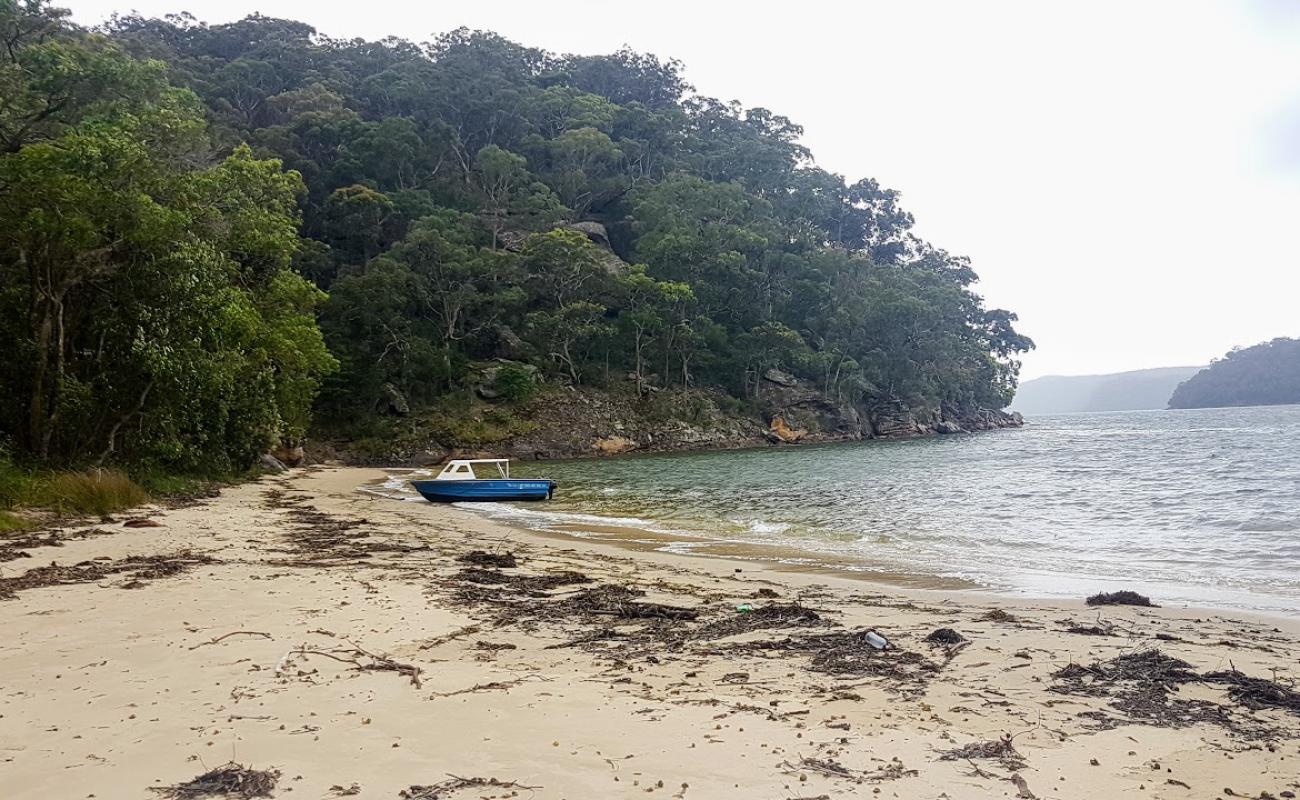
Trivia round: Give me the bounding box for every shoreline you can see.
[3,466,1299,799]
[365,470,1300,623]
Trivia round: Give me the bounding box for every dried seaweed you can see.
[739,629,938,688]
[1086,590,1156,607]
[923,628,967,646]
[688,603,824,639]
[1204,670,1300,715]
[400,776,537,798]
[456,550,518,568]
[151,762,279,799]
[1051,650,1228,729]
[455,567,592,593]
[558,584,698,620]
[978,609,1019,623]
[0,551,217,599]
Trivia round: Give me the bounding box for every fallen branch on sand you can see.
[939,734,1027,770]
[280,643,423,688]
[188,631,273,650]
[429,674,551,698]
[781,756,917,784]
[151,762,279,799]
[400,775,539,798]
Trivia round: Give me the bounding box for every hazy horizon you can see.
[63,0,1300,379]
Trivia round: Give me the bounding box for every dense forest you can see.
[1168,338,1300,409]
[1,0,1032,475]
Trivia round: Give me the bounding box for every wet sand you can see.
[2,466,1298,799]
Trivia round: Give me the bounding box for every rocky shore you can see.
[323,368,1024,465]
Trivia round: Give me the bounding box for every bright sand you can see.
[2,466,1298,799]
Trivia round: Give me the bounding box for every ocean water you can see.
[398,406,1300,615]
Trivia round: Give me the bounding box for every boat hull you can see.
[410,479,556,503]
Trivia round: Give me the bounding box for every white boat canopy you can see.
[434,459,511,480]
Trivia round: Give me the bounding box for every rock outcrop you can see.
[318,378,1024,464]
[756,371,863,444]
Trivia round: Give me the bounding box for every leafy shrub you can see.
[495,364,538,402]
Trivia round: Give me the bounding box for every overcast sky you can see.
[67,0,1300,378]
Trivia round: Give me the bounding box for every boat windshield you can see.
[435,459,509,480]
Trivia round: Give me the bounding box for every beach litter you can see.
[151,762,279,799]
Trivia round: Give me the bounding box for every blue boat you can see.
[411,459,556,503]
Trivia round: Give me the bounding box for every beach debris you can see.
[978,608,1019,623]
[188,631,273,650]
[560,584,698,620]
[430,674,551,698]
[123,517,163,528]
[736,602,754,613]
[741,629,938,689]
[281,643,423,688]
[1063,624,1115,636]
[754,587,780,598]
[456,550,518,568]
[1203,669,1300,715]
[923,628,967,646]
[939,734,1027,770]
[864,630,890,650]
[1051,650,1235,729]
[689,603,824,640]
[0,551,216,599]
[1086,590,1157,607]
[455,567,591,593]
[327,784,361,796]
[781,756,917,784]
[1008,772,1038,799]
[0,531,63,561]
[151,762,279,799]
[400,775,537,798]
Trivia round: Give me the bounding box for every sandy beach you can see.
[3,466,1299,800]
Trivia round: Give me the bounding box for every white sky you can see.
[68,0,1300,378]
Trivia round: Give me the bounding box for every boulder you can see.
[592,435,638,455]
[935,420,964,435]
[272,442,306,465]
[565,220,611,247]
[380,382,409,416]
[768,415,807,443]
[258,454,287,473]
[763,368,799,387]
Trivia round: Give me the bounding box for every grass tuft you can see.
[40,470,149,519]
[0,510,34,533]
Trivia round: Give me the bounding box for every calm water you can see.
[442,407,1300,614]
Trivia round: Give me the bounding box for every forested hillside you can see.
[1168,338,1300,409]
[1012,366,1203,415]
[1,1,1032,474]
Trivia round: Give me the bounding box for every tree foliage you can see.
[1168,338,1300,409]
[3,2,1033,470]
[0,1,334,471]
